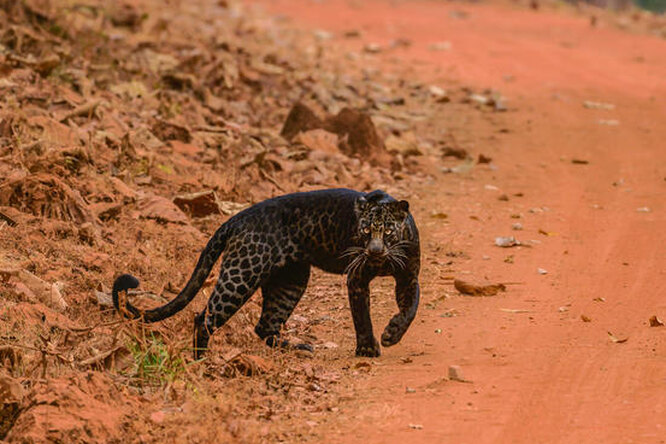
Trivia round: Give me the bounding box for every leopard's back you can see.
[222,188,363,273]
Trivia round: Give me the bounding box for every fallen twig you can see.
[5,343,73,362]
[79,346,124,367]
[67,319,125,333]
[259,168,285,192]
[59,99,101,122]
[0,210,17,227]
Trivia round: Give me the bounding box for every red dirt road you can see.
[251,1,665,443]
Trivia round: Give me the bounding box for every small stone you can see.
[429,41,452,51]
[469,94,489,105]
[219,201,249,216]
[290,314,309,324]
[478,154,493,164]
[512,223,523,231]
[314,29,333,41]
[343,29,362,38]
[448,365,467,382]
[583,100,615,110]
[537,268,548,275]
[94,290,113,307]
[150,411,165,423]
[495,236,520,247]
[363,43,382,53]
[428,85,449,102]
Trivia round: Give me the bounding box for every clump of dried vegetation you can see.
[0,0,448,441]
[0,0,514,439]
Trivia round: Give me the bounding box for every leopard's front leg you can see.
[347,274,380,357]
[381,274,419,347]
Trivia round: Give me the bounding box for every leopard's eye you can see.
[385,228,393,235]
[363,227,370,234]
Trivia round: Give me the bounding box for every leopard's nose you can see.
[367,238,385,256]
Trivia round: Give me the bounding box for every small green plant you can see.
[126,333,188,387]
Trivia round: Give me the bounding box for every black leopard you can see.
[112,188,420,358]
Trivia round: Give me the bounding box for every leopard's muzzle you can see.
[366,237,387,263]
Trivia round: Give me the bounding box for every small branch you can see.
[0,210,17,227]
[60,99,102,122]
[4,343,72,362]
[67,319,125,333]
[79,346,123,367]
[259,168,285,192]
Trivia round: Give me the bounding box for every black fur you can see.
[112,188,420,358]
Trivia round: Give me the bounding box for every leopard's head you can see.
[343,193,412,275]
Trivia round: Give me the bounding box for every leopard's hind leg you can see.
[255,262,312,352]
[193,249,268,359]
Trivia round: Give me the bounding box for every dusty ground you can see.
[249,1,666,443]
[1,0,665,443]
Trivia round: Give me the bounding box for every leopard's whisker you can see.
[355,255,367,276]
[387,252,406,270]
[350,254,367,277]
[345,253,365,276]
[389,249,408,259]
[339,247,364,259]
[388,245,408,260]
[391,240,415,250]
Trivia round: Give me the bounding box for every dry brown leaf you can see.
[648,316,664,327]
[607,331,628,343]
[222,354,273,377]
[430,211,448,219]
[0,174,95,224]
[0,374,24,437]
[137,194,189,224]
[454,279,506,296]
[173,190,222,218]
[500,308,530,313]
[0,210,18,227]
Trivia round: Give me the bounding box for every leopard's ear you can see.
[389,200,409,219]
[354,196,368,213]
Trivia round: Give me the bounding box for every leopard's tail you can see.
[112,225,228,323]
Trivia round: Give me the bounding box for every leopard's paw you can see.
[381,322,405,347]
[355,339,380,357]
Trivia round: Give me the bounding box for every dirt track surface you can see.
[1,0,664,442]
[250,1,666,443]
